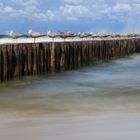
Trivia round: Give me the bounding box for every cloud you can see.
[32,10,55,21]
[60,4,90,19]
[0,0,140,33]
[10,0,38,7]
[63,0,87,5]
[4,6,15,13]
[0,0,56,21]
[1,0,139,22]
[60,0,140,23]
[113,3,132,13]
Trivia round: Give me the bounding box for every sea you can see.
[0,54,140,140]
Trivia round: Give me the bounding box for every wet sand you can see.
[0,113,140,140]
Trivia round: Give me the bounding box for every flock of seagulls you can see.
[0,29,139,39]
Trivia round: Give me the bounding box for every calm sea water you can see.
[0,54,140,140]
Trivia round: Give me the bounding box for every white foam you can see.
[0,36,139,45]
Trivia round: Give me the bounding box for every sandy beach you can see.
[0,112,140,140]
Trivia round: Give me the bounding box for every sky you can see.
[0,0,140,34]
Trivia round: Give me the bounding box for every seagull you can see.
[78,32,91,38]
[28,29,44,38]
[47,31,60,38]
[9,30,22,39]
[28,29,45,43]
[59,32,77,39]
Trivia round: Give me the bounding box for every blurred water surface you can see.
[0,54,140,140]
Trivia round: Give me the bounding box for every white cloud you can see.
[1,0,139,23]
[0,0,56,21]
[46,10,55,20]
[60,4,90,18]
[10,0,38,7]
[32,10,55,21]
[4,6,15,13]
[63,0,86,5]
[113,3,132,12]
[0,0,140,33]
[60,0,140,23]
[66,16,77,21]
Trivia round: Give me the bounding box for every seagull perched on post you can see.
[28,29,43,38]
[9,30,22,39]
[59,32,77,39]
[28,29,44,43]
[78,32,91,38]
[47,31,60,42]
[47,31,59,38]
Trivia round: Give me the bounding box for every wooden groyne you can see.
[0,37,140,82]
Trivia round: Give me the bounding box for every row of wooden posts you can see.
[0,38,140,82]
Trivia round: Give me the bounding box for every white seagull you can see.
[9,30,21,38]
[28,29,43,38]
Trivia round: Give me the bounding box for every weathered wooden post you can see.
[0,37,140,82]
[50,42,56,72]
